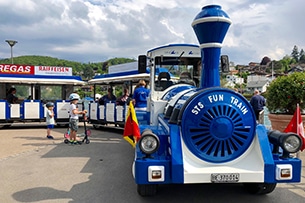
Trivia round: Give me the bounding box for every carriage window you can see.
[41,85,62,101]
[6,84,31,100]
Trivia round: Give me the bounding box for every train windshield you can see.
[146,44,201,91]
[154,56,201,91]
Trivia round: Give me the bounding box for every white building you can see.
[226,75,244,85]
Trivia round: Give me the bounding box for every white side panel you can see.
[150,100,168,125]
[0,102,6,119]
[116,105,124,122]
[78,103,84,119]
[106,103,115,122]
[56,101,70,119]
[10,104,20,118]
[99,105,105,120]
[24,101,40,119]
[44,104,47,118]
[90,102,98,120]
[182,136,265,183]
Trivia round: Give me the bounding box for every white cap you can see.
[95,93,102,100]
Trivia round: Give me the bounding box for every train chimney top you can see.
[192,5,231,88]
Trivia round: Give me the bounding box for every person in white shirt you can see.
[46,102,55,139]
[69,93,87,144]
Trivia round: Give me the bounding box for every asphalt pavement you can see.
[0,123,136,203]
[0,123,305,203]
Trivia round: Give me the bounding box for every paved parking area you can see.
[0,123,67,160]
[0,123,304,203]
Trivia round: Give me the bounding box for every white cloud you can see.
[0,0,304,65]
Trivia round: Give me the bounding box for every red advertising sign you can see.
[0,64,34,74]
[0,64,73,76]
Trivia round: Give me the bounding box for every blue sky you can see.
[0,0,304,65]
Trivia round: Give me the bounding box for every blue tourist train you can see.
[128,5,303,196]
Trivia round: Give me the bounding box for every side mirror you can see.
[221,55,230,73]
[138,55,147,73]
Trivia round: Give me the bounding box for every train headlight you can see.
[268,130,302,157]
[281,134,302,153]
[139,133,160,155]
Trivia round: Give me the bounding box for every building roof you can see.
[246,80,269,88]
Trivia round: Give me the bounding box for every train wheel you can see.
[2,124,12,129]
[137,184,158,196]
[243,183,277,195]
[93,124,100,129]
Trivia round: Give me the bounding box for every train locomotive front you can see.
[133,5,303,196]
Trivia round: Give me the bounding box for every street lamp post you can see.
[5,40,18,64]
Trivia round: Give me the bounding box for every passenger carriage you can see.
[0,64,85,127]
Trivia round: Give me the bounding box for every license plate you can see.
[211,173,240,183]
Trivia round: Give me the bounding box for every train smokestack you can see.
[192,5,231,88]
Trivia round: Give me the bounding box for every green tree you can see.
[82,65,95,80]
[299,49,305,63]
[279,56,292,72]
[291,45,299,63]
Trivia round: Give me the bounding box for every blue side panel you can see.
[136,110,149,125]
[134,147,171,184]
[169,125,184,183]
[96,103,100,120]
[53,101,58,120]
[40,101,44,119]
[20,102,25,120]
[6,101,10,119]
[274,158,302,183]
[257,124,302,183]
[256,125,275,182]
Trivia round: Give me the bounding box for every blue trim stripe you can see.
[256,125,275,182]
[170,124,184,183]
[93,70,139,79]
[0,73,82,81]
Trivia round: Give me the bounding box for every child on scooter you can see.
[69,93,87,144]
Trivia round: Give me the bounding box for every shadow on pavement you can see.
[9,127,305,203]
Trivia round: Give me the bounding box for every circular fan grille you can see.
[180,88,256,163]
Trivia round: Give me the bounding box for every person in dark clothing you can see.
[7,87,18,104]
[116,88,130,105]
[99,87,116,105]
[250,89,266,120]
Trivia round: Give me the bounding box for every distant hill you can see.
[0,55,136,80]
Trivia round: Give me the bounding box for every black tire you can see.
[85,139,90,144]
[243,183,277,195]
[2,124,12,129]
[137,184,158,196]
[64,139,69,144]
[93,124,99,129]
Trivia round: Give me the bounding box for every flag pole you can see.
[296,103,300,158]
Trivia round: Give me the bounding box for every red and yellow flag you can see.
[123,101,141,147]
[284,104,305,151]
